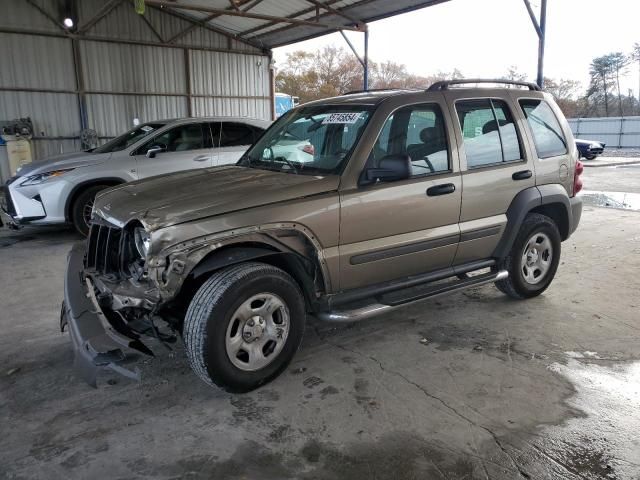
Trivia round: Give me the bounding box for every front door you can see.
[136,122,213,178]
[338,102,462,291]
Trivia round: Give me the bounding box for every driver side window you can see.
[144,124,205,154]
[371,104,450,177]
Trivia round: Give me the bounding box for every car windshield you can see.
[238,105,373,175]
[93,123,166,153]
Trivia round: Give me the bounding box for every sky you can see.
[274,0,640,96]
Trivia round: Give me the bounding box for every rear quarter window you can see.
[519,99,568,158]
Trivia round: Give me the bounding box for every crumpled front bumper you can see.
[61,242,152,386]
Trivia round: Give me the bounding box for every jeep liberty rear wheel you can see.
[496,213,561,299]
[183,262,305,392]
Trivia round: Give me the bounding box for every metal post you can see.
[363,29,369,91]
[184,48,193,117]
[536,0,547,88]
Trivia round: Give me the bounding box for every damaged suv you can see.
[62,80,583,392]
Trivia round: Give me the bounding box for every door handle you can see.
[512,170,532,180]
[426,183,456,196]
[193,155,209,162]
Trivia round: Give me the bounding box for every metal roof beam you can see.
[305,0,365,28]
[166,13,217,43]
[24,0,67,32]
[166,0,263,44]
[144,0,364,32]
[522,0,542,38]
[139,11,164,42]
[77,0,125,34]
[241,0,265,12]
[237,0,343,37]
[148,5,267,51]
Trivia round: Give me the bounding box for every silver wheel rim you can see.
[83,199,94,229]
[520,232,553,285]
[225,293,290,372]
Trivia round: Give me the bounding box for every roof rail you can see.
[427,79,541,92]
[341,87,419,96]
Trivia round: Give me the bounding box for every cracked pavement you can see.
[1,200,640,479]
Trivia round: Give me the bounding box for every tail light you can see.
[300,144,315,156]
[573,159,584,196]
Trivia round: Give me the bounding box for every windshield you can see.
[238,105,373,175]
[93,123,166,153]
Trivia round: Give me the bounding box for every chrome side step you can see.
[316,270,508,323]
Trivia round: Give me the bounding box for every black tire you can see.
[585,154,596,160]
[71,185,110,236]
[183,262,306,392]
[495,213,561,299]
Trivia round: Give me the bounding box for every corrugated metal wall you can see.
[568,116,640,148]
[0,0,272,169]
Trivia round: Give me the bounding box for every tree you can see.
[544,77,581,117]
[588,55,616,116]
[609,52,629,116]
[505,65,528,84]
[275,47,464,102]
[631,43,640,104]
[371,60,409,88]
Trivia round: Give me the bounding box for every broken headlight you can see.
[134,227,151,258]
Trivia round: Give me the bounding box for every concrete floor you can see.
[1,169,640,479]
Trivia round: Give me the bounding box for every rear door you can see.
[135,122,213,178]
[444,92,536,265]
[216,122,263,166]
[338,101,462,290]
[517,96,573,193]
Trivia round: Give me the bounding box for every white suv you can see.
[0,117,270,235]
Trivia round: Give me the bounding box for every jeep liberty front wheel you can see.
[496,213,561,299]
[183,262,306,392]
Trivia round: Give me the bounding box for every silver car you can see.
[0,117,270,235]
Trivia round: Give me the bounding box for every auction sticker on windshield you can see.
[322,113,361,124]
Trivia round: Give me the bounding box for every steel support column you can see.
[339,28,369,92]
[363,29,369,91]
[536,0,547,88]
[524,0,547,88]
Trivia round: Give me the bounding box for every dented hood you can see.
[93,166,339,230]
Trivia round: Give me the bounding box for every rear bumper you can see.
[61,242,149,386]
[569,195,583,235]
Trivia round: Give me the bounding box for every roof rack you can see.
[427,79,541,92]
[341,87,419,96]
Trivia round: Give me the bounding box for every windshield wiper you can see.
[273,156,299,174]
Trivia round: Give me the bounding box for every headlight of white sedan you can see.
[19,168,75,186]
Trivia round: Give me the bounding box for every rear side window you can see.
[455,99,523,168]
[220,122,255,147]
[519,99,567,158]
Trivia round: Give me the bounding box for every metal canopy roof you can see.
[145,0,451,50]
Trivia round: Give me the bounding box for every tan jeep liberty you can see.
[61,79,583,392]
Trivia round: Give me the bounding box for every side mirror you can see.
[146,144,166,158]
[364,154,411,184]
